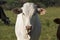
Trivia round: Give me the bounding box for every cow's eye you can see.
[23,13,25,15]
[33,13,36,16]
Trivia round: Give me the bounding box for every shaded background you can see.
[0,0,60,40]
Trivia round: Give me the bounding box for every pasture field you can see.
[0,7,60,40]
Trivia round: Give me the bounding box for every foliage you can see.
[1,0,60,10]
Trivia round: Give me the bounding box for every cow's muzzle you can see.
[26,26,32,33]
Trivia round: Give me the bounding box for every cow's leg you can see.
[1,17,10,25]
[0,8,10,25]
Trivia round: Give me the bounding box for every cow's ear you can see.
[12,8,22,14]
[37,8,46,15]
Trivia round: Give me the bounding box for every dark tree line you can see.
[18,0,60,7]
[1,0,60,10]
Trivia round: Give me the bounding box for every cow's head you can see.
[13,2,46,15]
[13,2,46,33]
[54,18,60,24]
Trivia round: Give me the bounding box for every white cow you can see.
[13,2,46,40]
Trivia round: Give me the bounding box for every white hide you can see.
[15,2,41,40]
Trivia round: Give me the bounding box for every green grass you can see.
[0,10,17,40]
[0,7,60,40]
[40,7,60,40]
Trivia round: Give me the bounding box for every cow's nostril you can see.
[26,26,32,32]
